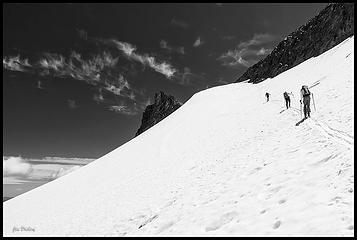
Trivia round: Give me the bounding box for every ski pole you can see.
[300,100,302,118]
[312,93,316,111]
[291,93,296,107]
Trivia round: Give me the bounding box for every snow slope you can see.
[3,36,354,237]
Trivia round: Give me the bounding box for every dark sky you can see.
[3,3,328,159]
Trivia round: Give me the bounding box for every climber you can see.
[283,91,292,109]
[300,85,312,118]
[265,92,270,102]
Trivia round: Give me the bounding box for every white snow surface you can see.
[3,36,354,236]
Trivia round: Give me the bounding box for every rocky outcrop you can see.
[235,3,354,83]
[135,91,182,136]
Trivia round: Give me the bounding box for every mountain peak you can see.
[135,91,182,136]
[235,3,354,83]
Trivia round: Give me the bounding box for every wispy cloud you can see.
[107,104,140,116]
[238,33,275,49]
[108,39,177,78]
[39,53,65,71]
[160,40,185,55]
[4,51,129,96]
[103,74,130,95]
[4,49,145,115]
[93,88,105,104]
[65,51,119,83]
[5,34,180,85]
[107,94,153,116]
[34,51,120,87]
[256,47,272,56]
[3,55,32,72]
[3,31,192,115]
[170,18,189,29]
[193,37,204,47]
[218,33,276,67]
[173,66,208,86]
[218,49,252,67]
[145,56,177,78]
[107,105,133,115]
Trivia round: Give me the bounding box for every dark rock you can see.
[135,91,182,136]
[235,3,354,84]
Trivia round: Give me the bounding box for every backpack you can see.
[302,86,310,96]
[283,92,289,98]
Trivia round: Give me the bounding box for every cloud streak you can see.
[238,33,275,49]
[3,55,32,72]
[108,39,177,78]
[107,100,147,116]
[218,33,276,67]
[4,51,131,96]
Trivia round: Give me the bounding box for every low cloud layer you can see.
[3,157,33,177]
[218,33,276,67]
[3,156,95,183]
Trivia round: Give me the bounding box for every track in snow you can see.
[275,100,353,149]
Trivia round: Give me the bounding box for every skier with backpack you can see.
[300,85,313,119]
[265,92,270,102]
[283,91,292,109]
